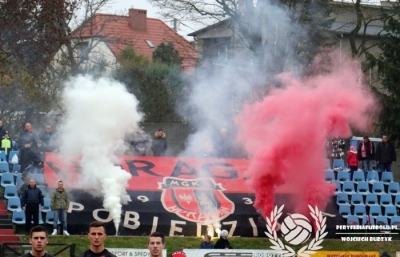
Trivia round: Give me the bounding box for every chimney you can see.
[128,8,147,31]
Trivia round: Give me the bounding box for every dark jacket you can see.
[32,147,45,167]
[151,132,168,156]
[22,185,44,206]
[19,130,36,149]
[18,146,33,171]
[358,141,375,160]
[40,132,54,152]
[131,132,151,156]
[214,237,233,249]
[376,141,396,164]
[200,241,215,249]
[78,249,116,257]
[0,127,6,138]
[20,252,54,257]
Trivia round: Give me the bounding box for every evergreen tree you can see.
[152,43,182,66]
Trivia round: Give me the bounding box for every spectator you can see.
[200,234,214,249]
[376,134,396,175]
[358,136,375,173]
[381,252,390,257]
[19,122,36,149]
[0,120,6,138]
[12,134,20,151]
[22,179,44,235]
[40,125,54,152]
[1,131,12,161]
[131,126,151,156]
[21,225,54,257]
[51,180,70,236]
[78,221,116,257]
[32,140,45,174]
[148,232,165,257]
[327,138,345,169]
[17,172,31,197]
[19,143,33,173]
[215,128,231,158]
[214,230,233,249]
[347,146,359,180]
[151,129,168,156]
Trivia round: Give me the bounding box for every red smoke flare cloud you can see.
[235,51,378,217]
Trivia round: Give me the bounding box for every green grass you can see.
[16,236,398,257]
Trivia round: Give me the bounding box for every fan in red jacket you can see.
[347,146,359,180]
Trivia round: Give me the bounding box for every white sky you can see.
[99,0,198,39]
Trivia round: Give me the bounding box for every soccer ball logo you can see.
[280,213,312,245]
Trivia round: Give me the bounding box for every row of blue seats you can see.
[332,181,400,195]
[326,170,394,184]
[3,184,49,199]
[1,173,46,187]
[337,192,400,207]
[346,214,400,226]
[12,209,60,225]
[339,205,399,219]
[6,196,51,212]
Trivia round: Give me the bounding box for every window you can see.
[76,41,89,61]
[145,39,155,49]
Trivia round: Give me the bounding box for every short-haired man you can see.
[376,134,396,177]
[78,221,116,257]
[148,232,165,257]
[20,225,54,257]
[22,179,44,235]
[51,180,70,236]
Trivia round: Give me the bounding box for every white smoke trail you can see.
[59,75,142,233]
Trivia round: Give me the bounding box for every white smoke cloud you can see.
[58,75,142,233]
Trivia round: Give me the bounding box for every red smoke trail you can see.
[236,51,378,218]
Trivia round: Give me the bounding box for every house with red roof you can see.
[54,9,197,73]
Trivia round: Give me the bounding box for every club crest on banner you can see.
[158,177,234,222]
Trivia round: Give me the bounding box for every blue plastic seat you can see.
[325,170,335,182]
[375,215,389,225]
[4,185,18,199]
[0,151,7,161]
[366,194,380,207]
[337,172,349,183]
[12,210,25,224]
[32,174,45,184]
[356,181,370,195]
[369,205,382,217]
[342,181,356,194]
[362,215,374,225]
[385,206,397,217]
[354,205,367,218]
[351,193,364,206]
[0,161,9,173]
[352,171,365,182]
[12,164,19,173]
[1,173,14,187]
[337,193,350,206]
[388,182,400,196]
[346,215,360,225]
[372,182,385,195]
[381,172,394,185]
[395,195,400,208]
[334,181,341,194]
[7,197,22,211]
[37,185,49,197]
[14,173,22,185]
[9,151,18,164]
[42,198,51,213]
[390,216,400,226]
[333,159,345,170]
[45,211,61,225]
[339,205,351,218]
[326,159,331,169]
[380,194,394,207]
[367,171,379,182]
